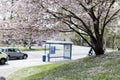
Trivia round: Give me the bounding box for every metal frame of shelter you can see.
[44,40,72,62]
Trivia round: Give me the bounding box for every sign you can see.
[49,46,56,54]
[64,44,71,58]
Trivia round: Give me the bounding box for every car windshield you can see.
[7,48,20,52]
[14,49,20,52]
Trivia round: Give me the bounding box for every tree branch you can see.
[63,21,95,49]
[105,9,120,25]
[102,0,116,36]
[61,7,94,36]
[78,1,98,21]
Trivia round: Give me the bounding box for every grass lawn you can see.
[19,47,59,51]
[20,48,47,51]
[8,51,120,80]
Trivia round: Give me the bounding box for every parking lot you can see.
[0,46,91,78]
[0,51,49,77]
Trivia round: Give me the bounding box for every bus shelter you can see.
[43,40,72,62]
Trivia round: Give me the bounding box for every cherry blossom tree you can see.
[0,0,120,54]
[0,0,60,49]
[41,0,120,55]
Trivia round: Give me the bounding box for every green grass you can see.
[8,51,120,80]
[20,48,47,51]
[7,63,63,80]
[20,48,59,51]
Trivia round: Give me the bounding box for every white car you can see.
[0,52,8,65]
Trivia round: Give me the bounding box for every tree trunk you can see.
[92,39,105,55]
[28,42,32,50]
[29,45,32,50]
[94,45,104,55]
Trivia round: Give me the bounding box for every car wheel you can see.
[23,55,27,59]
[0,59,6,65]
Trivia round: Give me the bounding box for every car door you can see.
[7,49,15,58]
[14,49,22,57]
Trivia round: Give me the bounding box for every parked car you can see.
[0,48,28,60]
[0,52,8,64]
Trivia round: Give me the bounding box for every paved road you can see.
[0,51,49,78]
[0,46,93,78]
